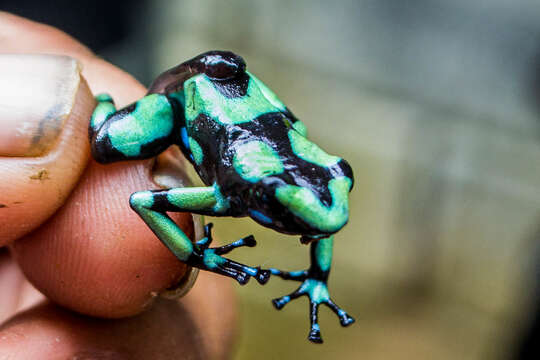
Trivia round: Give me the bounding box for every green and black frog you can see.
[89,51,354,343]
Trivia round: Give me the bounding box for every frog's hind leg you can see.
[269,236,354,343]
[129,186,270,285]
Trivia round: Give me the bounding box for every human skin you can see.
[0,12,236,359]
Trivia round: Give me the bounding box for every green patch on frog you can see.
[233,140,284,182]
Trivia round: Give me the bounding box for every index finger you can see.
[1,12,206,317]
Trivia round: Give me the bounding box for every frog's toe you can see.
[271,289,304,310]
[308,324,323,344]
[231,267,268,285]
[214,234,257,255]
[215,264,251,285]
[196,223,214,249]
[255,267,271,284]
[271,297,287,310]
[307,302,325,343]
[234,271,251,285]
[325,298,355,327]
[220,258,270,285]
[339,312,355,327]
[242,235,257,247]
[269,268,308,281]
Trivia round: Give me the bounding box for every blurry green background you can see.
[145,1,540,358]
[7,0,540,358]
[104,1,540,359]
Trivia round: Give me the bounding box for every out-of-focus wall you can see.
[145,1,540,359]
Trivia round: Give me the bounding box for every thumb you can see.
[0,54,95,245]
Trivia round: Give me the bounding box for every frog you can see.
[89,51,355,343]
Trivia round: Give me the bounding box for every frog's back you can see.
[223,114,351,205]
[182,70,287,186]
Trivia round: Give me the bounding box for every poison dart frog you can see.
[89,51,355,343]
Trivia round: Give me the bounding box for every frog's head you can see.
[147,50,247,95]
[149,50,293,126]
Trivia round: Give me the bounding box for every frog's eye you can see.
[195,51,246,80]
[147,51,247,95]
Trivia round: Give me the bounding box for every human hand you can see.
[0,12,236,359]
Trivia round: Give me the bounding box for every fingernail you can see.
[0,54,81,157]
[160,267,200,300]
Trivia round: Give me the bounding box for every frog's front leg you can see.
[129,186,270,285]
[270,236,354,343]
[89,92,177,163]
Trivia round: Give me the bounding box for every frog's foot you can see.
[191,223,270,285]
[271,276,354,343]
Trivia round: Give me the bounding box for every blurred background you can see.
[3,0,540,358]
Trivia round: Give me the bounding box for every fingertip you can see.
[0,60,95,245]
[0,14,148,246]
